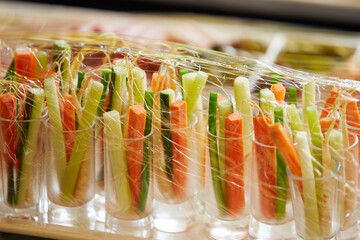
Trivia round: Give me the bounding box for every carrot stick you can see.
[268,122,302,178]
[320,87,338,120]
[253,114,277,220]
[62,94,76,164]
[270,83,285,103]
[320,117,339,134]
[345,99,360,163]
[126,105,147,208]
[14,48,37,84]
[225,112,245,216]
[151,72,167,92]
[170,100,188,200]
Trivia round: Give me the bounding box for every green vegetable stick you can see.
[36,50,48,78]
[328,129,345,225]
[208,92,226,216]
[53,40,71,95]
[295,131,321,238]
[218,99,233,192]
[234,76,252,158]
[302,80,316,126]
[274,107,287,220]
[43,76,67,183]
[259,88,276,123]
[5,59,15,80]
[16,88,45,205]
[111,66,128,115]
[96,69,111,117]
[287,104,304,134]
[137,90,154,213]
[61,81,103,200]
[288,87,297,106]
[76,70,85,94]
[182,71,208,117]
[160,88,175,181]
[103,110,132,214]
[132,67,146,106]
[179,69,188,100]
[306,106,323,175]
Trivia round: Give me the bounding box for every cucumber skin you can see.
[274,107,287,220]
[137,90,154,213]
[160,91,173,181]
[208,92,226,216]
[96,69,111,117]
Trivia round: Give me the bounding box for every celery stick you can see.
[306,106,323,175]
[137,90,154,213]
[103,110,132,214]
[96,69,111,117]
[179,69,188,100]
[132,67,146,106]
[288,87,297,106]
[43,76,67,183]
[302,81,316,126]
[160,88,175,180]
[295,131,321,238]
[53,40,71,95]
[16,88,45,206]
[274,107,287,220]
[259,88,276,123]
[36,50,48,78]
[182,71,208,117]
[208,92,226,216]
[218,99,233,192]
[61,81,103,200]
[287,104,304,134]
[111,66,128,115]
[234,76,253,158]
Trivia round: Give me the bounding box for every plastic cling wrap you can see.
[0,32,359,239]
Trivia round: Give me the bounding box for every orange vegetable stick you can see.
[268,123,302,177]
[170,100,188,200]
[320,86,338,119]
[62,94,76,164]
[126,105,147,207]
[225,112,245,216]
[151,72,167,92]
[39,70,58,88]
[253,114,277,220]
[270,83,285,103]
[320,117,339,134]
[346,99,360,162]
[0,92,18,169]
[14,48,37,84]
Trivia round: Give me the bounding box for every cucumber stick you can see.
[218,99,233,192]
[36,50,48,78]
[44,76,67,183]
[179,69,188,100]
[137,90,154,213]
[61,81,103,200]
[182,71,208,117]
[208,92,226,216]
[76,70,85,94]
[302,81,316,126]
[16,88,45,206]
[288,87,297,106]
[160,89,175,180]
[53,40,71,95]
[96,69,111,117]
[306,106,323,176]
[259,88,275,123]
[274,107,287,220]
[103,110,132,214]
[132,67,146,106]
[287,104,304,134]
[295,131,321,238]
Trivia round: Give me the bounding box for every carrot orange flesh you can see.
[253,114,277,220]
[40,70,58,88]
[0,93,18,169]
[320,86,338,119]
[270,83,285,103]
[320,117,339,134]
[346,99,360,162]
[268,122,302,178]
[62,94,76,164]
[225,112,245,216]
[151,72,168,92]
[170,100,188,200]
[126,105,147,208]
[14,48,37,84]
